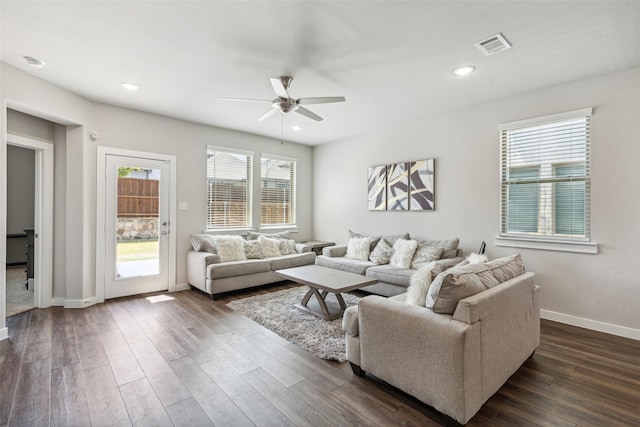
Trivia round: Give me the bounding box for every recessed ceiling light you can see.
[23,56,46,69]
[121,82,140,91]
[453,66,476,76]
[291,126,302,131]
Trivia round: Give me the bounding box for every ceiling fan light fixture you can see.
[121,82,140,91]
[453,66,476,76]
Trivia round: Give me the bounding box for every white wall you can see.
[313,67,640,338]
[89,103,314,286]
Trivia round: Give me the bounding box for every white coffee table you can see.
[275,265,378,320]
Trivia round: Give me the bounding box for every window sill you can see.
[259,225,298,234]
[494,236,598,254]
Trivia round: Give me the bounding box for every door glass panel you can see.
[115,166,160,279]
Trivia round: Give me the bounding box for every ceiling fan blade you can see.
[297,96,346,105]
[257,108,277,122]
[221,97,272,103]
[295,106,323,122]
[270,77,290,99]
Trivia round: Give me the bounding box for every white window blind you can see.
[499,108,592,241]
[206,147,252,229]
[261,155,296,226]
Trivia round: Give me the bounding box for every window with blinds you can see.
[499,108,592,241]
[261,155,296,226]
[206,147,252,229]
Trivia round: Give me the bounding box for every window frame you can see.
[205,146,253,232]
[260,153,297,228]
[495,108,598,254]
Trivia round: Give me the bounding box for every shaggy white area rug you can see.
[227,286,360,362]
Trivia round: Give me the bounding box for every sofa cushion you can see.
[417,238,460,259]
[258,235,282,257]
[390,239,418,269]
[208,259,271,279]
[346,236,372,261]
[247,230,291,240]
[269,252,316,270]
[279,239,297,255]
[243,239,263,259]
[427,253,524,314]
[190,234,217,253]
[315,255,375,275]
[369,238,393,264]
[411,244,444,269]
[348,230,410,251]
[366,265,415,287]
[215,236,246,262]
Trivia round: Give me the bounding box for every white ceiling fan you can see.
[222,76,346,122]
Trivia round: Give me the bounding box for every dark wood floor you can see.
[2,283,639,427]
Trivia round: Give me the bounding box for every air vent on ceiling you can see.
[474,33,511,56]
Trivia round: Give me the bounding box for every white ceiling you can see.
[1,1,639,145]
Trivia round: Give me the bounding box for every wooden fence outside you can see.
[118,177,159,217]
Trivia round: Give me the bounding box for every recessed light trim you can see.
[121,82,140,91]
[24,56,46,69]
[453,66,476,76]
[291,126,302,131]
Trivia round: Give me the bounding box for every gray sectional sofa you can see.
[187,232,315,299]
[316,231,464,296]
[343,255,539,424]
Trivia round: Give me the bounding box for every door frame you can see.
[6,133,54,309]
[96,147,177,302]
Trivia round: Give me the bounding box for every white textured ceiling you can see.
[1,1,639,145]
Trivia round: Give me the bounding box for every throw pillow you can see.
[410,244,444,269]
[417,238,460,259]
[190,234,217,253]
[389,239,418,269]
[258,235,282,257]
[243,239,263,259]
[427,253,524,314]
[214,236,246,262]
[467,252,488,264]
[348,230,381,251]
[405,261,436,306]
[280,239,296,255]
[369,238,393,264]
[345,237,372,261]
[247,231,291,241]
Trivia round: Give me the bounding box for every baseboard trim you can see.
[0,327,8,341]
[175,282,191,292]
[63,297,97,309]
[541,309,640,341]
[52,298,65,306]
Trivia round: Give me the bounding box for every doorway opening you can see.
[5,134,54,316]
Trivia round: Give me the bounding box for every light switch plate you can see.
[178,202,188,211]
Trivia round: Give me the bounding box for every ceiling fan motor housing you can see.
[272,98,298,113]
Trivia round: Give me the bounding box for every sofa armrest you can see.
[342,305,359,337]
[187,250,221,291]
[322,244,347,257]
[295,243,312,253]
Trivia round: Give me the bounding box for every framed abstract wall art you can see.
[367,165,387,210]
[368,158,435,211]
[409,159,435,210]
[387,162,410,210]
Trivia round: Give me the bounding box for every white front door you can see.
[104,154,170,299]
